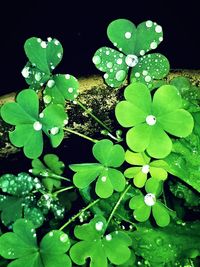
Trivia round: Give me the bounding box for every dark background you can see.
[0,0,199,95]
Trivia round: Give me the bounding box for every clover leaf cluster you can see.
[0,18,200,267]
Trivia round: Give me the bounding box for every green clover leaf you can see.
[0,219,71,267]
[124,150,168,188]
[93,19,169,88]
[31,154,65,191]
[0,89,67,159]
[69,216,132,267]
[69,139,126,198]
[0,173,44,227]
[129,178,170,227]
[24,37,63,75]
[115,82,194,158]
[22,62,51,91]
[43,74,79,105]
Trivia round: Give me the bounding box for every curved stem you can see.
[77,100,112,132]
[53,186,74,196]
[63,127,98,143]
[59,198,100,231]
[107,184,131,227]
[47,173,71,182]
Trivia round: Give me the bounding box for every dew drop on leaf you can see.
[92,55,101,65]
[115,70,126,82]
[125,55,138,67]
[144,193,156,206]
[33,121,42,131]
[41,41,47,48]
[105,234,112,241]
[47,79,55,88]
[95,221,104,231]
[60,233,68,243]
[142,165,150,174]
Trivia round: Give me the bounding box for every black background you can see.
[0,0,199,95]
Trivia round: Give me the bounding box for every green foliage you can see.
[70,216,132,267]
[129,178,171,227]
[31,153,65,191]
[0,89,67,158]
[0,18,200,267]
[0,173,44,227]
[164,133,200,193]
[0,219,71,267]
[115,82,194,158]
[124,150,168,188]
[69,139,126,198]
[93,19,169,88]
[43,74,79,105]
[131,221,200,266]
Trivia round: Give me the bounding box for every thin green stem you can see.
[107,184,131,227]
[63,127,98,143]
[162,184,167,206]
[47,173,71,182]
[77,100,112,132]
[59,199,100,231]
[53,186,74,196]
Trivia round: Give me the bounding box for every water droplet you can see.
[40,41,47,48]
[142,165,150,174]
[159,37,163,42]
[146,115,156,126]
[47,37,52,42]
[43,95,52,104]
[54,40,59,45]
[155,25,162,33]
[140,50,145,56]
[114,42,117,46]
[104,73,109,79]
[142,70,148,76]
[95,221,104,231]
[135,72,140,77]
[106,62,113,68]
[57,52,62,58]
[115,70,126,82]
[155,237,164,246]
[92,55,101,65]
[105,234,112,241]
[65,74,70,79]
[35,72,42,81]
[145,75,152,82]
[60,233,68,242]
[50,127,59,135]
[106,50,110,55]
[37,38,42,43]
[125,32,132,39]
[68,87,74,93]
[39,112,44,118]
[101,176,107,182]
[125,54,138,67]
[116,58,123,65]
[150,41,157,49]
[33,121,42,131]
[146,20,153,28]
[21,66,30,78]
[49,231,54,237]
[144,193,156,206]
[63,119,68,125]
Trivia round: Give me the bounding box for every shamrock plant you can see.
[129,178,171,227]
[116,82,194,158]
[124,150,168,188]
[69,139,126,198]
[93,19,170,88]
[0,89,67,159]
[0,219,72,267]
[70,216,132,267]
[0,18,200,267]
